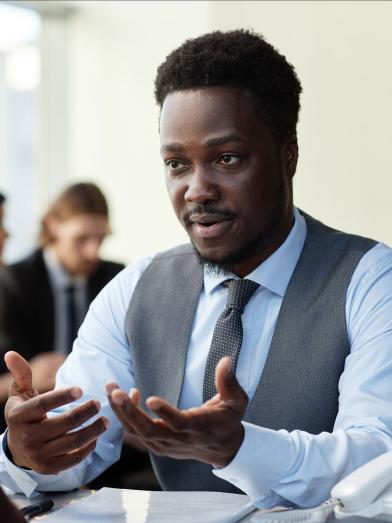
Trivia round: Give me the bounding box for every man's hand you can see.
[106,357,248,468]
[4,351,108,474]
[29,352,66,393]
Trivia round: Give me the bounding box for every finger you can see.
[105,382,119,395]
[109,389,166,439]
[129,388,140,405]
[44,416,108,457]
[10,387,83,423]
[38,400,102,440]
[146,396,188,432]
[5,351,33,395]
[40,440,97,475]
[215,357,248,409]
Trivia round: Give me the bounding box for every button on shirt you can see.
[2,208,392,507]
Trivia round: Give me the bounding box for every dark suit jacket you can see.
[0,249,124,375]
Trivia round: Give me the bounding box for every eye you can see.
[217,154,241,166]
[165,159,186,171]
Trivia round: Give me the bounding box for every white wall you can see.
[210,1,392,243]
[66,1,211,263]
[63,1,392,264]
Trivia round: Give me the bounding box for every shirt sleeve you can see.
[0,257,152,497]
[214,243,392,508]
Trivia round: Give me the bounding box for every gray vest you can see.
[125,213,376,493]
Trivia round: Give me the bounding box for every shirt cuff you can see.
[213,421,294,507]
[1,431,38,497]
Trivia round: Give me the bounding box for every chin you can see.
[192,243,232,263]
[74,264,97,276]
[192,243,238,270]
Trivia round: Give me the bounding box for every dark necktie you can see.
[203,279,260,402]
[65,285,77,353]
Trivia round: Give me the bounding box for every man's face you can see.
[49,214,110,276]
[160,87,298,276]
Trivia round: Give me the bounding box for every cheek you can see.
[166,180,185,213]
[65,241,80,258]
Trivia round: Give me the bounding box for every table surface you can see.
[8,489,392,522]
[10,489,93,520]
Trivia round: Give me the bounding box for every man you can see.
[0,192,9,266]
[1,30,392,508]
[0,183,124,429]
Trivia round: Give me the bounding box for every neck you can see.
[230,210,294,277]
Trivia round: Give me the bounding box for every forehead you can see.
[57,214,108,236]
[159,87,268,148]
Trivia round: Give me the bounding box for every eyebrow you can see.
[205,134,246,147]
[160,134,246,154]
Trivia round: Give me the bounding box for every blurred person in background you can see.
[0,183,124,429]
[0,182,156,490]
[0,192,9,266]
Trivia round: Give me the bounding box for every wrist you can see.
[2,430,14,463]
[3,430,30,470]
[213,424,244,469]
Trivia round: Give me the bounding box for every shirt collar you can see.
[203,207,307,297]
[43,247,87,290]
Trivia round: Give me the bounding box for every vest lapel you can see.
[126,246,203,408]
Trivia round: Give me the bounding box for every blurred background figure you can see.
[0,182,124,430]
[0,182,155,490]
[0,193,9,267]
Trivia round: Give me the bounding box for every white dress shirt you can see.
[2,208,392,508]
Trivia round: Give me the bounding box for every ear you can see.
[44,215,60,242]
[283,136,299,179]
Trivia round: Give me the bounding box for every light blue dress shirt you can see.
[2,208,392,508]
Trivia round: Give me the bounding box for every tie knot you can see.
[223,279,259,313]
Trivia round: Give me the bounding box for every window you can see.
[0,2,41,261]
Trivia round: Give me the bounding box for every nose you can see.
[83,239,101,262]
[184,167,220,204]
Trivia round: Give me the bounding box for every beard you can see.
[194,225,281,276]
[194,195,291,277]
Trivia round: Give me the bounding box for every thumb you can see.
[4,351,34,396]
[215,357,248,412]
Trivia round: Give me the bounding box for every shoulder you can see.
[349,242,392,289]
[120,245,194,288]
[5,249,45,274]
[98,259,125,271]
[95,259,125,280]
[92,254,156,311]
[152,243,195,261]
[0,249,45,288]
[302,212,377,254]
[93,245,195,311]
[346,242,392,347]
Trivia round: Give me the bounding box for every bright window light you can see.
[0,2,42,262]
[5,45,41,91]
[0,3,41,52]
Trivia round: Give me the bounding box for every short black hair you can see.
[0,193,5,206]
[155,29,302,142]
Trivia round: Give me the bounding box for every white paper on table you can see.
[41,487,258,523]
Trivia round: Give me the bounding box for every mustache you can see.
[183,205,235,222]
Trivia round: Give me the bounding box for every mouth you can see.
[188,213,234,239]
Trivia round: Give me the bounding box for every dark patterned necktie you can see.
[202,278,260,402]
